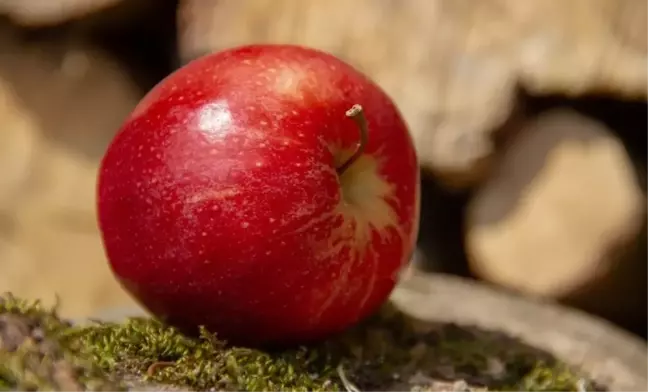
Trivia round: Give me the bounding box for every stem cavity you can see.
[336,104,368,176]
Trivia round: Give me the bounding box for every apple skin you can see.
[97,44,420,346]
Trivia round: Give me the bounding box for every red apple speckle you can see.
[97,44,420,346]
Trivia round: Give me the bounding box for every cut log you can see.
[391,271,648,391]
[0,0,122,26]
[465,109,645,327]
[0,78,40,210]
[0,35,142,318]
[89,270,648,391]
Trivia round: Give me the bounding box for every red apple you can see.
[97,44,420,346]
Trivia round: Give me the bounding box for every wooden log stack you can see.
[0,0,645,337]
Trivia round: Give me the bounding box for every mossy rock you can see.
[1,271,645,391]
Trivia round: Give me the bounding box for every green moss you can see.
[0,293,123,391]
[64,319,342,391]
[0,294,604,391]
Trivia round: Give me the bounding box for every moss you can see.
[0,294,604,391]
[0,293,124,391]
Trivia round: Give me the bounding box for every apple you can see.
[97,44,420,346]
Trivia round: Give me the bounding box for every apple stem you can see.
[337,104,368,176]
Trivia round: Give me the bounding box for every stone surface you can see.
[0,0,122,26]
[177,0,647,189]
[464,110,645,321]
[0,31,142,318]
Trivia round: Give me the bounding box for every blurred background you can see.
[0,0,645,339]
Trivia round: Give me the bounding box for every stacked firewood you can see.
[0,0,645,335]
